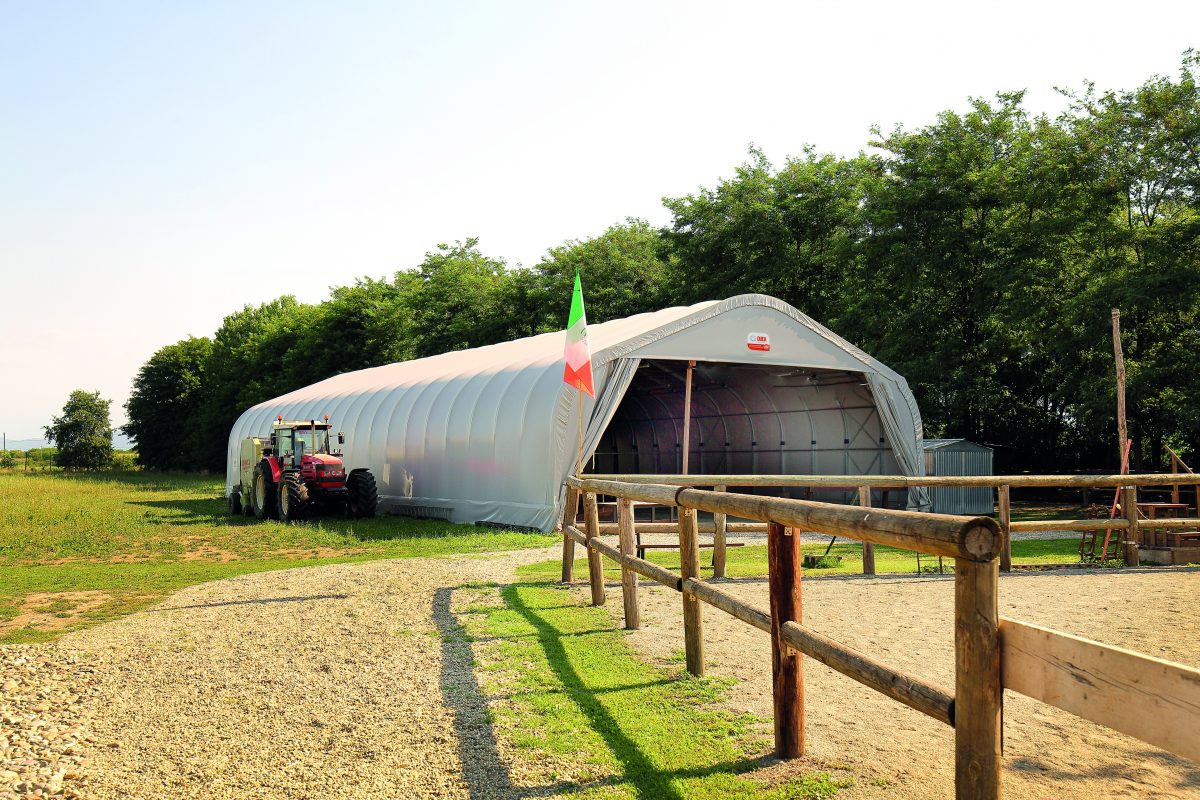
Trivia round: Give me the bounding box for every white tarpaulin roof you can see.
[227,294,927,530]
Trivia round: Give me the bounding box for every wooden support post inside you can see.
[617,498,640,629]
[998,484,1012,573]
[859,485,875,575]
[681,359,695,475]
[768,521,805,759]
[954,557,1002,800]
[584,492,605,606]
[560,486,579,584]
[678,507,704,677]
[712,483,728,578]
[1171,453,1181,505]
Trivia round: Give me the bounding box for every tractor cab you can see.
[270,417,342,469]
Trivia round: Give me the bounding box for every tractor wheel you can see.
[346,469,378,518]
[251,462,277,520]
[278,472,309,522]
[228,489,243,516]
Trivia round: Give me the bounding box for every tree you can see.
[44,390,114,470]
[123,337,213,470]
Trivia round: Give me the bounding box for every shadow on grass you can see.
[434,577,786,799]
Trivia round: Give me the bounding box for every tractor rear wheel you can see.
[347,469,378,518]
[228,489,243,516]
[251,462,277,520]
[278,472,309,522]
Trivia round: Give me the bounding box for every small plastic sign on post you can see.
[746,332,771,352]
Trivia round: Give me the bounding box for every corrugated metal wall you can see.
[924,441,994,515]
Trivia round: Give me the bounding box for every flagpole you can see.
[576,384,584,478]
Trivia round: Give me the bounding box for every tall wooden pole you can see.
[681,360,695,475]
[768,521,805,758]
[576,387,585,478]
[679,507,705,676]
[954,557,1002,799]
[1112,309,1128,469]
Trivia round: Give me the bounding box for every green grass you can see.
[457,570,853,798]
[0,470,555,643]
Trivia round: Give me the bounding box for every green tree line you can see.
[125,54,1200,474]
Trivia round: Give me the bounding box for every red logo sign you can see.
[747,332,771,352]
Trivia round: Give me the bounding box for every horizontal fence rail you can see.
[557,473,1200,800]
[587,472,1199,488]
[569,477,1001,563]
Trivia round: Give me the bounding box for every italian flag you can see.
[563,272,595,397]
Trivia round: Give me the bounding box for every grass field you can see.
[0,470,555,644]
[461,570,853,798]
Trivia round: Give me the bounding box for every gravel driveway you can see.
[2,549,554,800]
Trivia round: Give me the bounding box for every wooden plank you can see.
[584,493,605,607]
[954,558,1002,800]
[683,577,770,633]
[674,486,1000,562]
[1010,518,1132,532]
[561,486,579,583]
[768,521,805,758]
[859,485,875,576]
[779,620,955,727]
[998,484,1012,573]
[713,484,728,578]
[617,498,640,630]
[597,521,766,535]
[999,618,1200,763]
[678,508,705,677]
[584,473,1195,489]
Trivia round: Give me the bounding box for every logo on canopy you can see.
[747,332,771,352]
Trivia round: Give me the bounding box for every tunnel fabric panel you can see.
[226,294,928,531]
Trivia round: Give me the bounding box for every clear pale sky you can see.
[2,1,1197,440]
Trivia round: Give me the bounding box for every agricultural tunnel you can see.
[226,294,929,531]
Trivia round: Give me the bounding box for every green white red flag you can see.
[563,272,595,397]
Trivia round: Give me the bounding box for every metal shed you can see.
[226,294,931,531]
[923,438,995,515]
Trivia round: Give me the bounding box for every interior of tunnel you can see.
[590,359,903,506]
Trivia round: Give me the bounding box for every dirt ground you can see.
[610,566,1200,799]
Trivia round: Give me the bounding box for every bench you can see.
[636,535,745,562]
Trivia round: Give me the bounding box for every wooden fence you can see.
[559,475,1200,800]
[586,472,1200,573]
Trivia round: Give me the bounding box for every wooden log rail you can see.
[582,471,1200,572]
[562,475,1003,798]
[555,474,1200,798]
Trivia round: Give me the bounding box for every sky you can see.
[2,0,1198,441]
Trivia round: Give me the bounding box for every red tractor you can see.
[228,416,377,522]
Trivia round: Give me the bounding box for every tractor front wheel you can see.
[228,489,243,516]
[346,469,378,518]
[278,472,309,522]
[251,462,276,520]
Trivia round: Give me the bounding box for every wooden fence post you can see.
[954,557,1002,799]
[561,486,579,584]
[859,485,875,575]
[584,492,605,606]
[713,484,728,578]
[768,521,805,758]
[997,485,1012,573]
[1123,485,1140,566]
[679,507,705,676]
[617,498,640,629]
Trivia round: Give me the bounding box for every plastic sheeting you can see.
[226,294,929,530]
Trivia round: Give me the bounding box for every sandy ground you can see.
[604,566,1200,799]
